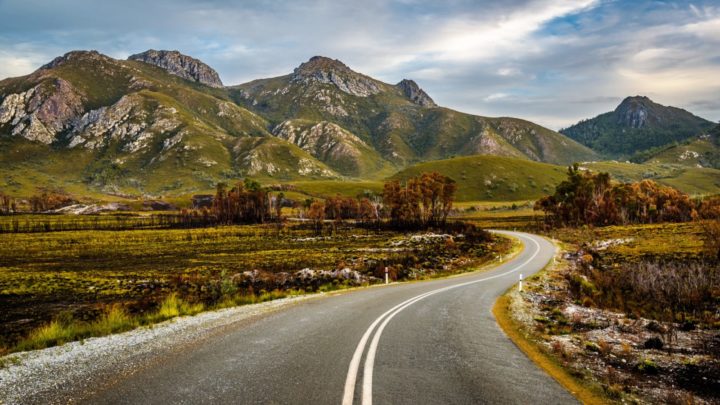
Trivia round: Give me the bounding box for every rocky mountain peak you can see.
[128,50,223,88]
[291,56,383,97]
[40,50,109,70]
[396,79,436,107]
[294,56,351,74]
[614,96,660,129]
[614,95,664,129]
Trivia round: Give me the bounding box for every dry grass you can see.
[493,294,609,405]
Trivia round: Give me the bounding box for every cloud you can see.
[0,0,719,129]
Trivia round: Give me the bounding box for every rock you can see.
[68,94,181,152]
[291,56,383,97]
[616,96,651,128]
[49,203,130,215]
[396,79,436,107]
[40,50,110,69]
[272,120,373,175]
[0,78,84,144]
[128,50,223,88]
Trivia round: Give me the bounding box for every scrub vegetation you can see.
[494,165,720,404]
[0,173,508,354]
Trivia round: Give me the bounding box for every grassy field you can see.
[287,180,384,198]
[545,222,706,261]
[0,216,508,352]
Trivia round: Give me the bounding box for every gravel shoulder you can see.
[0,295,315,404]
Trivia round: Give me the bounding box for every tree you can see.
[382,172,456,228]
[535,165,696,227]
[307,200,325,234]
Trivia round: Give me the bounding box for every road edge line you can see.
[491,241,608,405]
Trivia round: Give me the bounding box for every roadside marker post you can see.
[518,273,523,292]
[385,267,389,284]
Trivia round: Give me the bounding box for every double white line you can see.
[341,234,542,405]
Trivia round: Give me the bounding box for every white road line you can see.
[341,290,438,405]
[342,232,543,405]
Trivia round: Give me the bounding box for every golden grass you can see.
[493,295,608,405]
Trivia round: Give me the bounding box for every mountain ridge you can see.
[1,49,598,197]
[561,96,715,158]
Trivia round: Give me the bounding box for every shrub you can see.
[637,358,660,374]
[644,337,664,350]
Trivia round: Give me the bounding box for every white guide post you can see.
[518,273,523,292]
[385,267,389,284]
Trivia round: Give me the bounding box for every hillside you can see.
[560,96,715,158]
[637,124,720,169]
[389,156,720,202]
[0,50,600,198]
[229,56,598,167]
[0,50,342,197]
[391,155,568,201]
[582,161,720,196]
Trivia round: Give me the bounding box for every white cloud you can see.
[421,0,599,62]
[484,92,510,101]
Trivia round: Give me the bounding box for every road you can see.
[82,231,576,404]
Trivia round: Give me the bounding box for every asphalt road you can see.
[83,231,577,405]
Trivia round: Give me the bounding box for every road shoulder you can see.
[492,240,609,405]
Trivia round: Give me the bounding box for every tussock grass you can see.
[16,295,204,352]
[12,290,303,353]
[147,294,205,323]
[16,306,137,352]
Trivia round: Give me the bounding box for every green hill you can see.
[561,96,715,158]
[637,124,720,169]
[582,161,720,196]
[0,50,342,197]
[390,155,568,201]
[390,156,720,202]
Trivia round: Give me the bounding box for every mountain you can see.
[0,50,339,197]
[128,50,224,88]
[396,79,436,107]
[561,96,715,158]
[0,50,599,198]
[229,56,598,167]
[639,123,720,169]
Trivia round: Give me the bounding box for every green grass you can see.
[16,305,136,352]
[391,155,568,201]
[288,180,384,198]
[643,137,719,168]
[581,161,720,196]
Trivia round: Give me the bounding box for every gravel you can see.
[0,295,314,404]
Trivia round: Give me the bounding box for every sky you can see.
[0,0,719,130]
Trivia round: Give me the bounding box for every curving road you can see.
[80,231,576,404]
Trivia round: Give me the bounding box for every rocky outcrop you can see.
[396,79,436,107]
[128,50,223,88]
[273,120,386,176]
[40,50,111,70]
[273,120,365,160]
[232,137,337,178]
[0,78,85,144]
[68,93,182,152]
[291,56,383,97]
[615,96,652,128]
